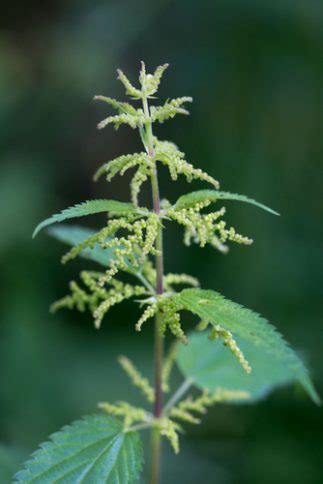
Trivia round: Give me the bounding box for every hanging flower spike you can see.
[154,417,181,454]
[130,164,151,206]
[161,305,187,344]
[93,282,146,329]
[118,355,154,403]
[209,324,252,374]
[89,214,159,287]
[93,152,149,182]
[51,271,147,330]
[164,273,200,291]
[169,388,250,426]
[135,301,158,332]
[154,138,220,188]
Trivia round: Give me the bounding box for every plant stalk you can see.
[149,426,162,484]
[150,172,164,483]
[142,94,164,484]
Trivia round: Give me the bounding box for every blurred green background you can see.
[0,1,322,482]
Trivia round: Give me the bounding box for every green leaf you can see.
[173,189,279,215]
[177,331,308,402]
[47,225,114,267]
[33,200,142,238]
[173,289,319,404]
[14,414,143,483]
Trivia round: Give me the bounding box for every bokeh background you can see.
[0,1,322,482]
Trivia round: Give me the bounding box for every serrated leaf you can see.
[173,190,279,215]
[33,200,141,238]
[177,331,307,402]
[14,414,143,484]
[173,289,319,404]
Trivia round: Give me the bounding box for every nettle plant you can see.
[16,63,319,483]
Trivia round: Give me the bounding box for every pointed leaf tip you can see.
[33,199,140,238]
[173,190,280,215]
[174,288,319,404]
[177,331,320,403]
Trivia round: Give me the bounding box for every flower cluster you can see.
[52,265,200,332]
[135,294,188,344]
[154,417,181,454]
[97,344,250,454]
[98,355,154,430]
[94,137,219,207]
[94,62,218,207]
[163,273,199,292]
[150,97,192,123]
[100,346,183,454]
[98,401,151,430]
[169,388,250,426]
[154,138,219,188]
[100,399,182,454]
[118,355,154,403]
[51,271,147,329]
[94,152,153,206]
[166,198,253,253]
[97,386,250,455]
[197,320,252,373]
[61,213,161,285]
[119,62,169,100]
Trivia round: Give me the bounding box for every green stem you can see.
[150,427,161,484]
[150,202,163,484]
[142,94,164,484]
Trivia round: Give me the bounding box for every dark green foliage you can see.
[14,415,143,483]
[33,200,142,238]
[173,190,279,215]
[177,332,312,402]
[173,289,319,404]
